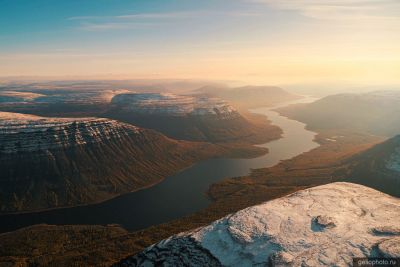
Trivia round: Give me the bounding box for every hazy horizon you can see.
[1,0,399,87]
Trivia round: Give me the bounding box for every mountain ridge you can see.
[0,112,230,213]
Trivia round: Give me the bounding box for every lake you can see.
[0,97,319,233]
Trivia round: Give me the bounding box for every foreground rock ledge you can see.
[117,182,400,267]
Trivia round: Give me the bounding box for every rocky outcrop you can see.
[118,183,400,266]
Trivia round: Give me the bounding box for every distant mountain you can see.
[105,93,281,144]
[0,89,130,117]
[195,85,300,108]
[117,183,400,266]
[278,90,400,137]
[0,91,45,103]
[0,86,132,105]
[0,112,225,213]
[342,135,400,197]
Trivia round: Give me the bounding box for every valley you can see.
[2,2,399,265]
[0,86,399,266]
[0,128,387,266]
[0,97,317,231]
[0,111,259,214]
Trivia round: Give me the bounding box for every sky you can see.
[0,0,399,86]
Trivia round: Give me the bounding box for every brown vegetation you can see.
[0,129,225,213]
[0,129,383,266]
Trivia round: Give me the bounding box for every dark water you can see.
[0,98,319,233]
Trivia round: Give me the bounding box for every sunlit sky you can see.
[1,0,399,85]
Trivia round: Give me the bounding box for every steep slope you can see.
[118,183,400,267]
[342,135,400,197]
[0,112,226,213]
[195,85,300,108]
[278,91,400,137]
[105,93,281,143]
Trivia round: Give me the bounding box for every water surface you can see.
[0,97,319,233]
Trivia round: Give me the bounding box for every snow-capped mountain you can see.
[111,93,239,118]
[0,112,224,213]
[119,183,400,267]
[107,93,279,143]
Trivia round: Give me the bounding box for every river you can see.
[0,97,319,233]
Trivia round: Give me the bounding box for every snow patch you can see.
[125,183,400,267]
[0,112,141,153]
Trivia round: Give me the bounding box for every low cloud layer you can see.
[252,0,400,21]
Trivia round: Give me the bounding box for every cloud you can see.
[68,11,197,21]
[251,0,400,21]
[70,10,260,31]
[70,10,260,21]
[116,11,201,20]
[79,22,155,31]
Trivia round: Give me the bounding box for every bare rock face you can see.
[119,183,400,267]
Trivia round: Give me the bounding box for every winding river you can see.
[0,97,319,233]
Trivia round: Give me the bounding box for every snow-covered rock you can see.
[122,183,400,267]
[111,93,238,118]
[0,112,140,153]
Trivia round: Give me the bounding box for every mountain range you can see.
[278,91,400,137]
